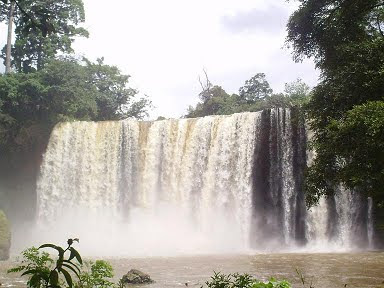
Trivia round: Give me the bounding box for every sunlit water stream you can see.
[1,253,384,288]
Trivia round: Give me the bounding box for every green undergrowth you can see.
[8,239,119,288]
[202,272,291,288]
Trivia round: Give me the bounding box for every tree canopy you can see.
[1,0,89,72]
[287,0,384,206]
[0,57,151,151]
[239,73,273,103]
[185,73,311,118]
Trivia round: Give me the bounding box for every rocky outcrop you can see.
[120,269,154,285]
[0,210,11,260]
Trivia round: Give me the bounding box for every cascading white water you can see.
[36,113,259,255]
[35,109,373,255]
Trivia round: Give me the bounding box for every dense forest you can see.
[0,0,383,235]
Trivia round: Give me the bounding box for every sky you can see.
[1,0,319,119]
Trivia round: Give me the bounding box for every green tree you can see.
[283,78,311,107]
[1,0,89,72]
[0,57,152,157]
[287,0,384,206]
[186,85,240,118]
[186,75,311,118]
[239,73,273,103]
[84,57,152,120]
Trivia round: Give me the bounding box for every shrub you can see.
[203,272,291,288]
[8,239,117,288]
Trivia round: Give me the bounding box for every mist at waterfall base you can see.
[15,202,248,257]
[13,109,374,257]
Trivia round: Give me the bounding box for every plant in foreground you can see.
[76,260,116,288]
[8,238,82,288]
[8,240,118,288]
[203,271,291,288]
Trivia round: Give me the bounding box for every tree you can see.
[287,0,384,206]
[197,69,213,102]
[0,57,152,157]
[239,73,273,103]
[186,74,311,118]
[283,78,311,107]
[84,57,152,120]
[186,70,242,118]
[186,85,240,118]
[0,0,89,72]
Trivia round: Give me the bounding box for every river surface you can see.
[1,252,383,288]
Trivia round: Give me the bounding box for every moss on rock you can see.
[0,210,11,260]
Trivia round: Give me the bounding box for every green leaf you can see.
[39,244,65,256]
[49,270,59,286]
[59,268,73,288]
[29,274,41,287]
[21,269,40,276]
[62,263,80,279]
[69,247,82,264]
[62,260,81,275]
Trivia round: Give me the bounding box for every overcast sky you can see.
[1,0,319,119]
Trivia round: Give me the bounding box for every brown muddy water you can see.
[1,252,384,288]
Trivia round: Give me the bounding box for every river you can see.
[1,252,383,288]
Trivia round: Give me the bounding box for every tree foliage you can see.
[287,0,384,206]
[0,0,89,72]
[186,73,311,118]
[0,57,152,164]
[186,85,241,117]
[239,73,273,103]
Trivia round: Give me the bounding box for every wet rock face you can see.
[0,210,11,260]
[120,269,154,285]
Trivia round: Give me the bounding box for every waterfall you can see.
[35,109,373,255]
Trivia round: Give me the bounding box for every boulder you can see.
[121,269,154,285]
[0,210,11,260]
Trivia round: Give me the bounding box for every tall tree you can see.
[0,0,88,72]
[287,0,384,206]
[84,57,152,120]
[283,78,311,107]
[239,73,273,103]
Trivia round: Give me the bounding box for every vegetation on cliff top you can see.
[185,73,311,118]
